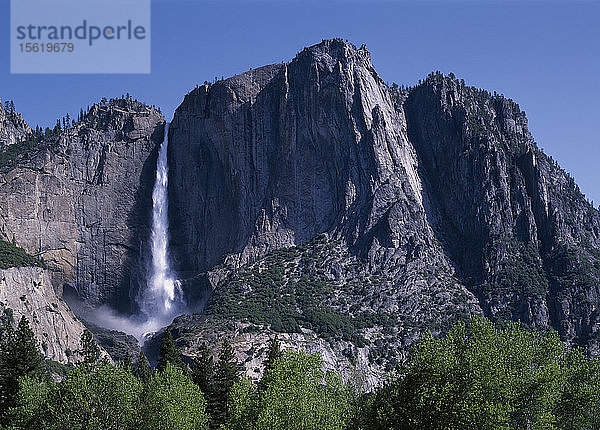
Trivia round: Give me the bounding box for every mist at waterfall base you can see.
[65,122,186,342]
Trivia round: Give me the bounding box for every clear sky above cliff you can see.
[0,0,598,204]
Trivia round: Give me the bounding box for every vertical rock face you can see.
[0,267,85,363]
[0,99,165,311]
[1,39,598,376]
[168,38,600,372]
[170,40,447,278]
[405,75,600,348]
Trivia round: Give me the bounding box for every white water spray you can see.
[139,122,184,336]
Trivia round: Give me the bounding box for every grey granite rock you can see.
[165,40,600,378]
[169,39,455,287]
[0,99,165,311]
[0,101,31,148]
[2,40,599,377]
[0,266,85,363]
[405,73,600,349]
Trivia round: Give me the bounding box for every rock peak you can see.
[0,100,31,148]
[86,97,161,120]
[294,38,372,66]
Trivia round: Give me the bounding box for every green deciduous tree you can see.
[9,362,142,430]
[227,351,352,430]
[366,317,600,430]
[140,363,209,430]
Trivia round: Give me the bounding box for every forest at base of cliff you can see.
[1,314,599,430]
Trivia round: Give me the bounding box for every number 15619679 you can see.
[19,42,75,53]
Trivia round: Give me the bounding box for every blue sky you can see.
[1,0,598,204]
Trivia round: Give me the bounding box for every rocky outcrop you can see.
[404,74,600,349]
[0,101,31,148]
[150,313,384,389]
[81,319,140,363]
[166,39,600,377]
[0,266,85,363]
[0,99,165,311]
[158,235,479,385]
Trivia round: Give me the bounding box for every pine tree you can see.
[192,342,217,425]
[157,328,182,372]
[0,316,45,423]
[79,329,100,365]
[0,309,14,339]
[135,350,152,382]
[212,339,240,427]
[258,335,282,392]
[121,352,133,369]
[264,335,281,373]
[192,342,214,395]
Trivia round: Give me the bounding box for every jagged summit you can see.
[181,38,376,111]
[294,38,373,66]
[68,97,162,133]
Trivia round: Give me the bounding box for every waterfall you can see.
[65,122,186,342]
[140,122,184,334]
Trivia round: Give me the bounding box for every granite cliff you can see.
[0,98,164,363]
[0,99,165,311]
[0,40,598,380]
[0,100,31,149]
[0,266,85,363]
[163,39,599,380]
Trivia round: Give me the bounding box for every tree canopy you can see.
[0,315,45,424]
[2,316,600,430]
[227,350,352,430]
[157,328,183,372]
[365,317,600,430]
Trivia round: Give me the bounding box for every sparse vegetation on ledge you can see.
[0,239,45,270]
